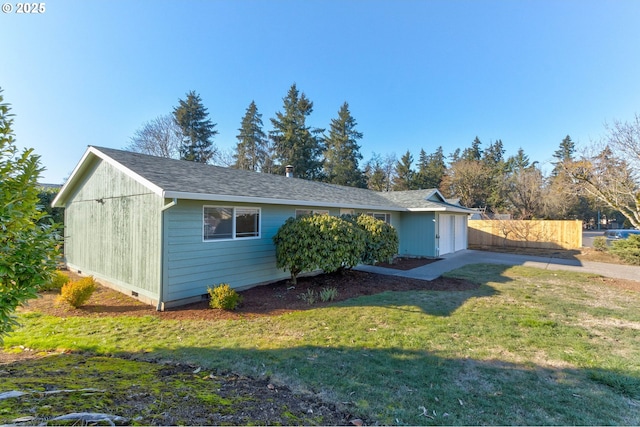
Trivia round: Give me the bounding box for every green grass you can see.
[4,264,640,425]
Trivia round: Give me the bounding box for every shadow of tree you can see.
[131,344,639,426]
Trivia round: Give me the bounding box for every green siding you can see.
[63,159,163,299]
[397,212,437,257]
[162,202,398,303]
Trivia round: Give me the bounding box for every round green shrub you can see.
[273,215,366,284]
[343,214,399,265]
[208,283,242,310]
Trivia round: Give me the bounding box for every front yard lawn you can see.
[2,265,639,425]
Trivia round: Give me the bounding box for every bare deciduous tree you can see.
[564,114,640,228]
[125,114,182,159]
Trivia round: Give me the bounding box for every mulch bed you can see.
[20,259,476,322]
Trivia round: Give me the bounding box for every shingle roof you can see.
[54,146,472,213]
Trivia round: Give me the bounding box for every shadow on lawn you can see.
[131,343,639,426]
[335,263,517,317]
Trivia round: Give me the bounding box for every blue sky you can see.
[2,0,639,184]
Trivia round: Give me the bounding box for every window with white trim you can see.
[203,206,260,241]
[295,209,329,218]
[366,212,391,224]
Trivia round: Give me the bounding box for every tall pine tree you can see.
[392,150,414,190]
[173,90,217,163]
[269,84,324,180]
[414,146,446,189]
[233,101,268,171]
[323,102,366,187]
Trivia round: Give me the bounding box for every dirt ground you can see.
[19,257,468,322]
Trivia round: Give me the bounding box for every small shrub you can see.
[608,234,640,265]
[41,271,69,292]
[319,287,338,302]
[58,276,97,308]
[593,236,608,252]
[208,284,242,310]
[299,289,318,305]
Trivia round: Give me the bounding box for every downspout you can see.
[157,198,177,311]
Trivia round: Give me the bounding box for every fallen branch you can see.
[48,412,128,426]
[0,388,105,400]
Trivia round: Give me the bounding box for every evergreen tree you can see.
[461,136,483,161]
[506,147,531,171]
[269,84,324,180]
[482,139,508,212]
[553,135,576,162]
[392,150,414,190]
[1,89,60,340]
[414,146,446,189]
[173,90,218,163]
[323,102,366,187]
[364,153,387,191]
[233,101,268,171]
[482,139,505,167]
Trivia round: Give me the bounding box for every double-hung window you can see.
[367,212,391,224]
[203,206,260,241]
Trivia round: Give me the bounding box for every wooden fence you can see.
[468,220,583,250]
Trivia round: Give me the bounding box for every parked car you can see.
[604,229,640,244]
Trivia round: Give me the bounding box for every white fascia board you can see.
[52,147,95,207]
[52,146,165,207]
[407,206,475,214]
[162,191,407,212]
[91,147,165,196]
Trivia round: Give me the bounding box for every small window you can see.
[367,212,391,224]
[295,209,329,218]
[235,208,260,238]
[204,207,260,241]
[340,209,355,216]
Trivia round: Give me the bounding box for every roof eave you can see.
[162,191,407,212]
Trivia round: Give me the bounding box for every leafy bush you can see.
[345,214,399,264]
[208,283,242,310]
[299,289,318,305]
[273,215,366,284]
[40,271,69,292]
[593,236,608,252]
[319,287,338,302]
[1,89,61,340]
[58,277,97,308]
[608,235,640,265]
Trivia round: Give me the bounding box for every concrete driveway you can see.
[356,249,640,282]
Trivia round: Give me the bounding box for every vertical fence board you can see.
[468,220,582,249]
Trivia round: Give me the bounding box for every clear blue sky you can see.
[2,0,639,184]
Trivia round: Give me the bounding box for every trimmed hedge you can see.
[346,214,399,265]
[273,214,399,283]
[273,214,367,284]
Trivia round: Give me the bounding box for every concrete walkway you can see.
[356,249,640,282]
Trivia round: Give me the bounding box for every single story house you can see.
[52,146,473,309]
